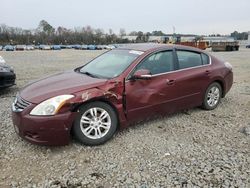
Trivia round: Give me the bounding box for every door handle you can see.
[166,79,175,85]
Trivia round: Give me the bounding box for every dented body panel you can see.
[72,82,127,128]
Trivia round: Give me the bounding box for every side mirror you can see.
[132,69,152,80]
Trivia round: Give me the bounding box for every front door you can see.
[125,50,179,122]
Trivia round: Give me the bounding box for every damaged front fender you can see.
[69,87,127,128]
[74,87,121,103]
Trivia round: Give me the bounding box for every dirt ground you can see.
[0,48,249,187]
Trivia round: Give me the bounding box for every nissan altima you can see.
[12,44,233,146]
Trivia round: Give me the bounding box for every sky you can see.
[1,0,249,35]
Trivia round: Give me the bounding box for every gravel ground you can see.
[0,48,249,187]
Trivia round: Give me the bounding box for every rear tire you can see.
[202,82,222,110]
[73,101,118,146]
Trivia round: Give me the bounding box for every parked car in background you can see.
[103,45,109,49]
[0,56,16,89]
[87,44,96,50]
[105,45,116,50]
[39,45,51,50]
[81,45,88,50]
[34,45,40,49]
[96,45,105,50]
[60,45,67,49]
[26,45,35,50]
[4,45,15,51]
[72,44,81,50]
[112,44,120,48]
[66,45,73,49]
[12,44,233,146]
[246,44,250,48]
[16,45,26,51]
[51,45,61,50]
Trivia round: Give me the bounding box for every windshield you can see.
[79,49,142,78]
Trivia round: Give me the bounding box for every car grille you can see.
[4,77,15,84]
[13,95,31,112]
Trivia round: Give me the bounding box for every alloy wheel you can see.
[80,107,111,139]
[207,86,220,107]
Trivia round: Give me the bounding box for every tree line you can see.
[0,20,248,45]
[0,20,156,45]
[230,31,249,40]
[0,20,130,45]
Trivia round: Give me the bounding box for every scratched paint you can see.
[81,91,90,101]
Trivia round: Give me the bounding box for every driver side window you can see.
[135,50,174,75]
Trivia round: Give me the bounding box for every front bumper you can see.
[12,103,77,146]
[0,71,16,88]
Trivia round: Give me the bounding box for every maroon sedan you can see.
[12,44,233,146]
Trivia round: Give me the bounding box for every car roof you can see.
[117,43,204,53]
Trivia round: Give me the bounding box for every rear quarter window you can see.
[201,53,210,65]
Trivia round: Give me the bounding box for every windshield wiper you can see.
[81,71,99,78]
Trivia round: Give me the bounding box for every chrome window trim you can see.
[125,50,212,81]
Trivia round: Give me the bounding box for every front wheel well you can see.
[72,98,120,129]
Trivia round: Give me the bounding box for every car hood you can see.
[0,62,13,72]
[20,70,107,103]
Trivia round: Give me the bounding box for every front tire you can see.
[202,82,222,110]
[73,101,118,146]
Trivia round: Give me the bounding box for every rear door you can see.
[171,49,212,110]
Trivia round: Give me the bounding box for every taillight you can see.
[224,62,233,71]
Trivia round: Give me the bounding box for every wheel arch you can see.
[71,97,121,129]
[207,77,226,98]
[210,79,225,97]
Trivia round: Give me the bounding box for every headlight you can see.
[30,95,74,116]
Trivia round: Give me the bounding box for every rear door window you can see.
[176,51,203,69]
